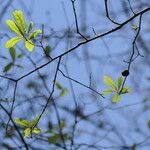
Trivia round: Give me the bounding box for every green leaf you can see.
[32,127,41,134]
[6,20,22,36]
[28,21,34,33]
[29,115,40,127]
[55,82,62,90]
[17,54,24,59]
[120,88,131,94]
[132,144,136,150]
[131,25,138,30]
[3,63,13,72]
[15,64,23,68]
[112,94,121,103]
[28,29,42,39]
[147,121,150,129]
[24,128,31,138]
[60,121,65,130]
[15,119,29,127]
[45,46,51,55]
[9,47,16,61]
[103,76,117,90]
[101,89,114,94]
[60,88,68,97]
[12,10,26,34]
[117,76,123,90]
[48,134,61,144]
[5,36,23,48]
[25,40,34,52]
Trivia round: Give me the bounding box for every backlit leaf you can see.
[120,88,131,94]
[117,76,123,90]
[101,89,114,94]
[103,76,117,90]
[6,20,22,35]
[24,128,31,138]
[28,29,42,39]
[32,127,41,134]
[5,36,23,48]
[25,40,34,52]
[15,119,29,127]
[112,94,121,103]
[12,10,26,34]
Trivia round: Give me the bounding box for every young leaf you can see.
[5,36,23,48]
[120,88,131,94]
[32,128,41,134]
[17,54,24,59]
[15,119,29,127]
[101,89,114,94]
[24,128,31,138]
[12,10,26,34]
[28,21,34,33]
[25,40,34,52]
[112,94,121,103]
[29,115,40,127]
[131,25,138,30]
[147,121,150,129]
[45,46,51,55]
[28,29,42,39]
[3,63,13,72]
[6,20,22,36]
[103,76,117,90]
[9,47,16,61]
[60,88,68,97]
[132,144,136,150]
[60,121,65,130]
[117,76,123,90]
[55,82,62,90]
[48,134,61,144]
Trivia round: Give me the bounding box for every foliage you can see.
[15,115,41,138]
[5,10,42,52]
[101,76,131,102]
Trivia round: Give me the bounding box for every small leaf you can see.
[25,40,34,52]
[15,119,29,127]
[6,20,22,35]
[112,94,121,103]
[147,121,150,129]
[28,21,34,33]
[60,121,65,130]
[5,36,23,48]
[103,76,117,90]
[120,88,131,94]
[9,47,16,61]
[60,88,68,97]
[24,128,31,138]
[12,10,26,34]
[32,127,41,134]
[3,63,13,72]
[117,76,123,90]
[28,29,42,39]
[55,82,62,90]
[15,64,23,68]
[131,25,138,30]
[17,54,24,59]
[132,144,136,150]
[101,89,114,94]
[29,115,40,127]
[48,134,61,144]
[45,46,51,55]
